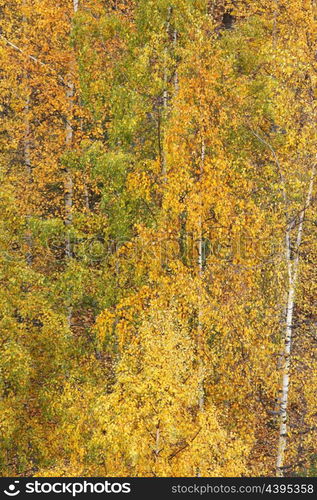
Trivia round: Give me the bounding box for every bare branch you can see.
[0,34,71,88]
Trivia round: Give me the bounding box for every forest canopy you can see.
[0,0,316,477]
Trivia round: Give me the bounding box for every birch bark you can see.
[198,138,205,411]
[64,0,79,324]
[65,81,74,260]
[276,163,316,476]
[248,129,316,475]
[161,6,172,178]
[24,92,33,265]
[22,3,33,264]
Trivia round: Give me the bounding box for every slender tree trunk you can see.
[246,108,316,478]
[65,82,74,261]
[84,182,90,211]
[163,6,172,110]
[276,163,316,476]
[161,6,172,178]
[273,0,279,44]
[173,29,179,93]
[276,277,295,476]
[64,0,79,325]
[24,92,33,265]
[22,5,33,264]
[24,95,31,176]
[197,138,205,412]
[155,423,160,460]
[196,139,205,484]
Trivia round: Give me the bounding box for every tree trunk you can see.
[24,92,33,265]
[173,29,178,93]
[65,82,74,261]
[198,138,205,411]
[64,0,79,325]
[161,6,172,178]
[276,163,316,476]
[276,280,295,476]
[22,4,33,265]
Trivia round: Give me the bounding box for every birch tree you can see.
[276,164,316,476]
[1,0,317,478]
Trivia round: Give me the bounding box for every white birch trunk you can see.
[173,29,179,93]
[65,82,74,261]
[64,0,79,325]
[84,182,90,211]
[65,0,79,252]
[198,139,205,411]
[24,96,31,175]
[276,280,295,476]
[163,7,172,110]
[247,128,316,476]
[198,140,205,280]
[155,425,160,460]
[22,5,33,264]
[24,93,33,265]
[196,139,206,479]
[161,6,172,178]
[276,163,316,476]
